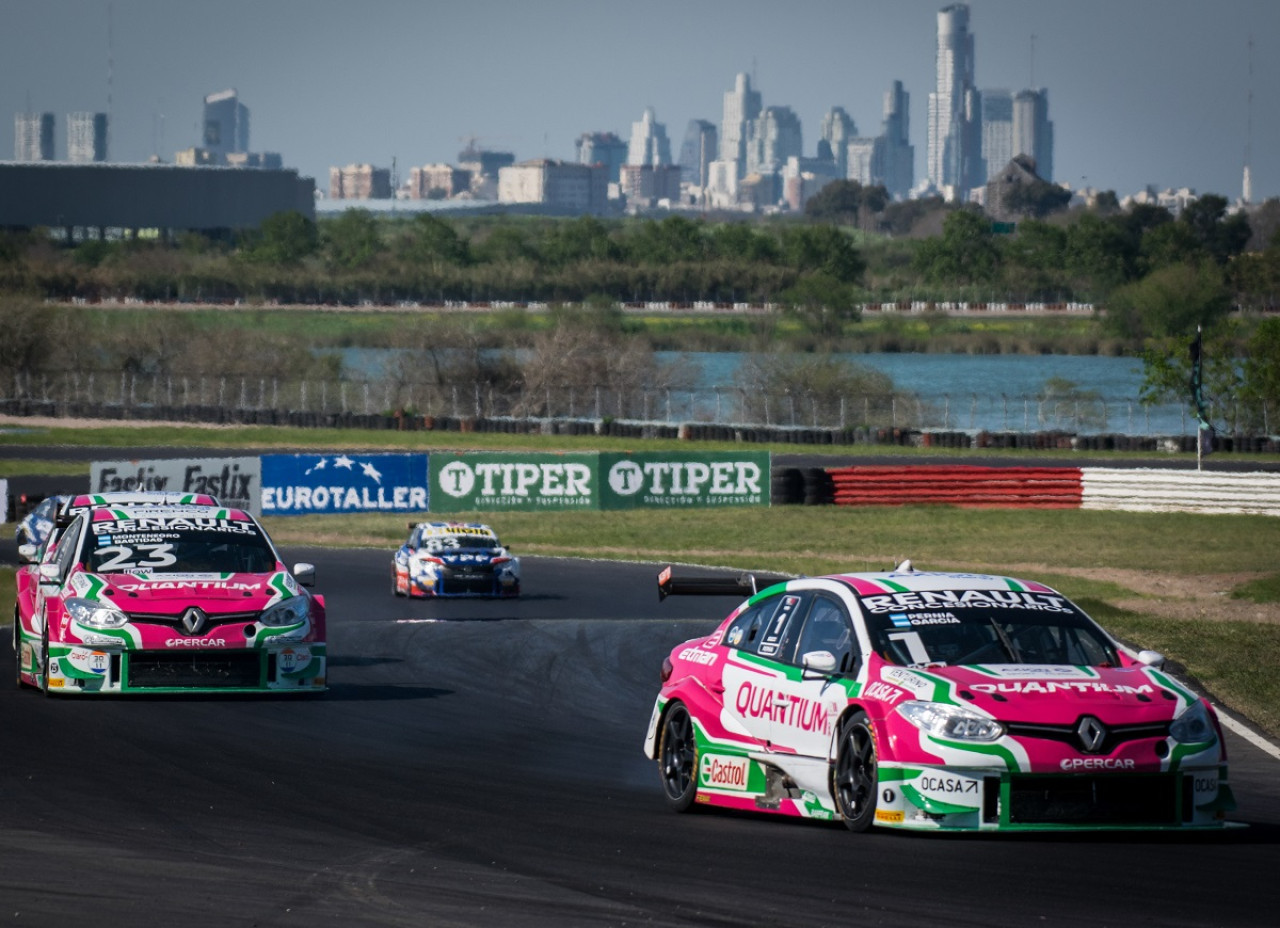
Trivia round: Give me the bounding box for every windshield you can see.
[85,517,277,575]
[857,588,1119,668]
[417,532,499,552]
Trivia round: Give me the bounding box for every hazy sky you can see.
[3,0,1278,202]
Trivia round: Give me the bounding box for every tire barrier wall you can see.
[822,466,1084,509]
[770,465,1280,516]
[1080,468,1280,516]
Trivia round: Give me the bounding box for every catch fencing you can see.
[7,369,1270,442]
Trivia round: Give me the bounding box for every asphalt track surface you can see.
[2,544,1279,928]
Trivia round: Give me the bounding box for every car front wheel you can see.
[833,711,878,832]
[659,702,698,812]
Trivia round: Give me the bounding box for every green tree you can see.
[540,215,619,266]
[1062,212,1137,293]
[1001,178,1072,219]
[624,216,707,264]
[398,213,470,270]
[707,222,780,263]
[244,211,318,265]
[1180,194,1251,264]
[912,208,999,284]
[321,209,382,270]
[1240,318,1280,427]
[778,272,861,338]
[779,225,864,283]
[1105,262,1232,339]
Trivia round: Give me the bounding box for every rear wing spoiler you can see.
[656,565,792,602]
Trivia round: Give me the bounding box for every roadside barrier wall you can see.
[771,465,1280,516]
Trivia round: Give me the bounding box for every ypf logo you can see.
[608,461,645,496]
[438,461,476,498]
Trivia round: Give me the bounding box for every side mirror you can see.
[38,563,61,586]
[17,543,38,565]
[801,650,839,676]
[1136,649,1165,669]
[292,563,316,587]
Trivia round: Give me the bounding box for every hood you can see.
[880,663,1192,725]
[74,570,295,614]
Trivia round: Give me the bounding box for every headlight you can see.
[260,595,311,628]
[65,597,130,629]
[1169,701,1216,744]
[897,700,1005,742]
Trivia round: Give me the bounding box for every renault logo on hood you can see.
[1076,715,1108,753]
[180,606,208,635]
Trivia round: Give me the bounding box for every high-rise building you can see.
[67,112,108,162]
[203,89,249,158]
[927,3,981,200]
[576,131,628,184]
[498,159,608,213]
[819,107,857,178]
[1013,89,1053,182]
[329,164,391,199]
[880,81,914,199]
[747,106,802,177]
[14,112,54,160]
[719,72,762,182]
[627,108,672,167]
[678,120,717,188]
[980,89,1013,184]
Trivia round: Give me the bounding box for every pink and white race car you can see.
[14,504,326,695]
[644,562,1236,833]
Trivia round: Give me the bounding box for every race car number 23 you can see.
[95,543,178,571]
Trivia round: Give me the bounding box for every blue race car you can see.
[392,521,520,598]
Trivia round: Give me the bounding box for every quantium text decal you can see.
[735,681,833,734]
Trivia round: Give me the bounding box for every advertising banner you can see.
[90,457,262,514]
[599,452,770,509]
[261,453,429,516]
[429,452,599,512]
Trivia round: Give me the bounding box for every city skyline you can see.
[2,0,1278,203]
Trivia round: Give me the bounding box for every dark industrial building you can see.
[0,162,315,239]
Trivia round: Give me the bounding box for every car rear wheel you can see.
[391,568,404,597]
[833,711,878,832]
[659,702,698,812]
[39,623,51,695]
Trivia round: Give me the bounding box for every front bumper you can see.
[44,642,327,694]
[873,762,1237,831]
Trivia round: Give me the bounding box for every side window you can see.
[722,593,806,659]
[52,518,84,582]
[722,603,765,651]
[793,594,857,673]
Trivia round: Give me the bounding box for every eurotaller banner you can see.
[261,453,429,515]
[599,452,769,509]
[429,452,599,513]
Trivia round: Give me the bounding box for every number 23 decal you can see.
[95,543,178,571]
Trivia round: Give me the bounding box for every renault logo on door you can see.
[1076,716,1108,753]
[180,607,208,635]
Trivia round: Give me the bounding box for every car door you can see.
[764,590,860,759]
[718,590,809,751]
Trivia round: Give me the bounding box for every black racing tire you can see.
[40,622,51,696]
[833,711,878,832]
[658,702,699,812]
[391,568,405,597]
[14,612,25,689]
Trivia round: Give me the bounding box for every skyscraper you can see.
[819,106,857,178]
[747,106,802,176]
[719,72,762,182]
[627,107,672,166]
[880,80,914,199]
[678,120,717,188]
[927,3,981,199]
[14,112,54,160]
[980,89,1013,183]
[576,131,628,184]
[1013,89,1053,182]
[203,89,249,158]
[67,112,108,162]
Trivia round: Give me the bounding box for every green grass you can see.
[1232,573,1280,604]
